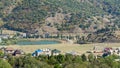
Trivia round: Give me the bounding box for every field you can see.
[8,43,120,55]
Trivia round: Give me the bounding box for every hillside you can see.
[0,0,120,34]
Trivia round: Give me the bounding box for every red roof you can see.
[5,47,14,51]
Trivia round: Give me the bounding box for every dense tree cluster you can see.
[0,53,120,68]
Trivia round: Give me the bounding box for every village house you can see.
[32,49,43,56]
[5,47,14,54]
[52,49,61,56]
[41,48,51,56]
[32,48,52,56]
[102,47,120,57]
[13,49,24,56]
[32,48,61,56]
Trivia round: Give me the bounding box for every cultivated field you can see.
[8,43,120,55]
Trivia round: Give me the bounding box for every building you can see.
[32,49,43,56]
[52,49,61,56]
[13,49,24,56]
[5,47,14,54]
[32,48,52,56]
[41,48,51,56]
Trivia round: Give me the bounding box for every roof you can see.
[41,48,51,51]
[5,47,14,51]
[52,49,61,53]
[14,50,22,54]
[104,48,112,51]
[35,49,43,53]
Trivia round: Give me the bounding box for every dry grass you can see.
[8,43,120,54]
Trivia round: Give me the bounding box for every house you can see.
[5,47,14,54]
[13,49,24,56]
[32,49,43,56]
[41,48,51,56]
[52,49,61,56]
[112,47,120,56]
[102,47,114,57]
[104,47,113,55]
[32,48,52,56]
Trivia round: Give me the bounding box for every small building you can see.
[32,48,52,56]
[104,47,113,54]
[5,47,14,54]
[41,48,51,56]
[52,49,61,56]
[32,49,43,56]
[13,50,24,56]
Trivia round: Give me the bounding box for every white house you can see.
[41,48,51,56]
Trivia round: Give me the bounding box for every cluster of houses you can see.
[32,48,81,57]
[102,47,120,57]
[32,48,61,56]
[0,46,80,58]
[0,47,24,57]
[92,46,120,57]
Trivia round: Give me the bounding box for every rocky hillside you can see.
[0,0,120,34]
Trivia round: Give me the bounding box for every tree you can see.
[56,54,65,63]
[7,54,15,67]
[72,56,82,63]
[64,63,87,68]
[88,53,94,62]
[0,50,4,57]
[54,64,62,68]
[48,56,58,65]
[0,59,12,68]
[81,54,87,62]
[65,54,74,63]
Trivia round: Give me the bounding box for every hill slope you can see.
[0,0,120,33]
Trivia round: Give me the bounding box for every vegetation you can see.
[0,0,119,33]
[0,54,120,68]
[0,59,12,68]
